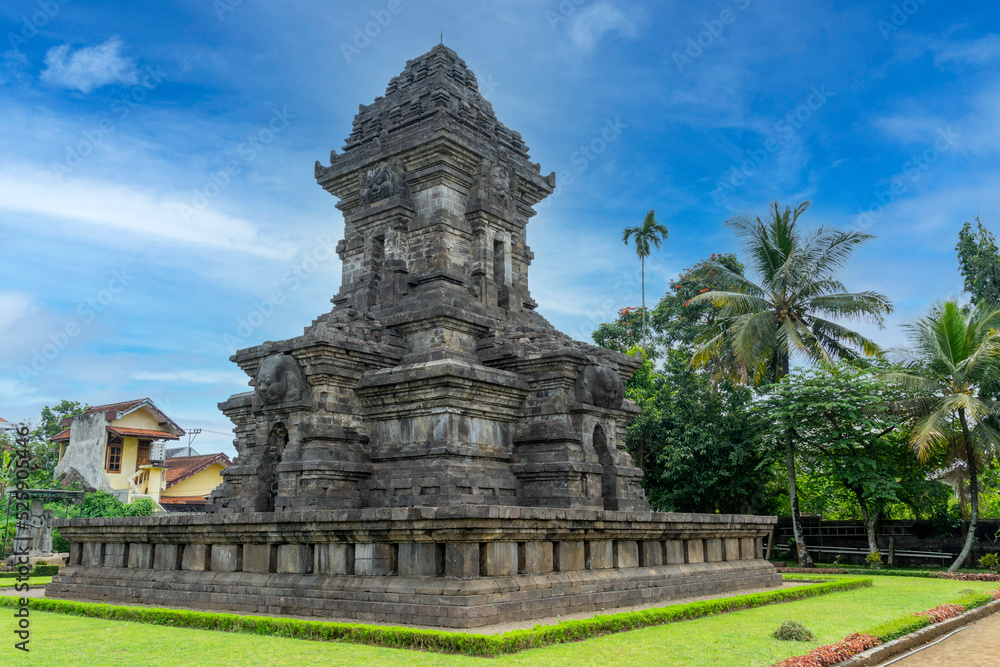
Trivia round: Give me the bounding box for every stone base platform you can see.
[49,506,779,628]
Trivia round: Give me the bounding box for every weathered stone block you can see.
[705,538,724,562]
[519,541,553,574]
[586,540,613,569]
[480,542,517,576]
[614,540,639,569]
[355,543,397,576]
[182,544,210,571]
[153,544,180,570]
[685,539,705,564]
[277,545,313,574]
[755,537,764,558]
[740,537,755,560]
[211,545,242,572]
[128,543,153,569]
[724,538,741,561]
[316,543,354,575]
[82,542,104,566]
[399,543,440,577]
[104,543,127,568]
[665,540,685,565]
[641,540,663,567]
[445,543,479,578]
[554,541,585,572]
[243,544,277,573]
[69,542,82,566]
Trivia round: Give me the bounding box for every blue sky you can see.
[2,0,999,458]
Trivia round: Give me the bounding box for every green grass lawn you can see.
[6,576,996,667]
[0,576,52,588]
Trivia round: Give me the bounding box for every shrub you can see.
[772,620,815,642]
[979,553,999,573]
[51,528,71,553]
[865,550,882,570]
[29,564,59,577]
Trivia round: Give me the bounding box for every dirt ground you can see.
[881,612,1000,666]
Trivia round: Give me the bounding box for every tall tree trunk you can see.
[641,255,646,344]
[950,408,979,572]
[855,489,880,555]
[780,352,814,568]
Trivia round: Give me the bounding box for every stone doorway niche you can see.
[256,421,287,513]
[593,423,618,511]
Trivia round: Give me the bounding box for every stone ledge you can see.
[46,560,780,629]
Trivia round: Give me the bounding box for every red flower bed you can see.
[915,603,965,623]
[992,589,1000,601]
[773,633,881,667]
[933,572,1000,582]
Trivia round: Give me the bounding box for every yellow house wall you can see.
[105,436,140,491]
[164,463,227,497]
[115,408,166,431]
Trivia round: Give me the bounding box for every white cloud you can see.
[0,291,35,333]
[568,2,639,52]
[40,37,139,93]
[0,51,29,85]
[0,164,294,258]
[132,370,247,385]
[933,34,1000,66]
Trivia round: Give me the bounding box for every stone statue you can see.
[15,499,55,556]
[255,354,309,406]
[358,157,408,205]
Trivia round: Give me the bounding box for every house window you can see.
[137,440,151,467]
[106,435,123,473]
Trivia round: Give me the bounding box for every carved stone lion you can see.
[358,158,408,205]
[255,354,309,406]
[574,365,624,409]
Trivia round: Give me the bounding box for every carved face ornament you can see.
[257,363,288,404]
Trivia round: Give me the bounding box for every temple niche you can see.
[50,45,778,628]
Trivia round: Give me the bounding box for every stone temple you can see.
[50,45,778,627]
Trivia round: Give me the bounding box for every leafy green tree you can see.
[891,300,1000,571]
[592,253,744,362]
[689,200,893,567]
[956,215,1000,305]
[624,348,776,514]
[594,254,772,516]
[622,210,669,343]
[762,362,944,554]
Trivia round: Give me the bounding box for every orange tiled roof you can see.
[51,428,72,442]
[164,453,231,488]
[159,495,209,505]
[107,426,180,440]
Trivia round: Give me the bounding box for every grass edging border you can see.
[836,597,1000,667]
[0,577,870,657]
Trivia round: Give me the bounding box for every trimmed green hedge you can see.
[30,564,60,577]
[862,589,996,643]
[0,577,870,656]
[0,564,62,579]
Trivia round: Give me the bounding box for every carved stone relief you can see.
[358,157,409,205]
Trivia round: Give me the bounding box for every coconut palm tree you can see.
[891,300,1000,571]
[622,210,669,344]
[689,200,893,567]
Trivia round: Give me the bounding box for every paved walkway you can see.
[882,612,1000,666]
